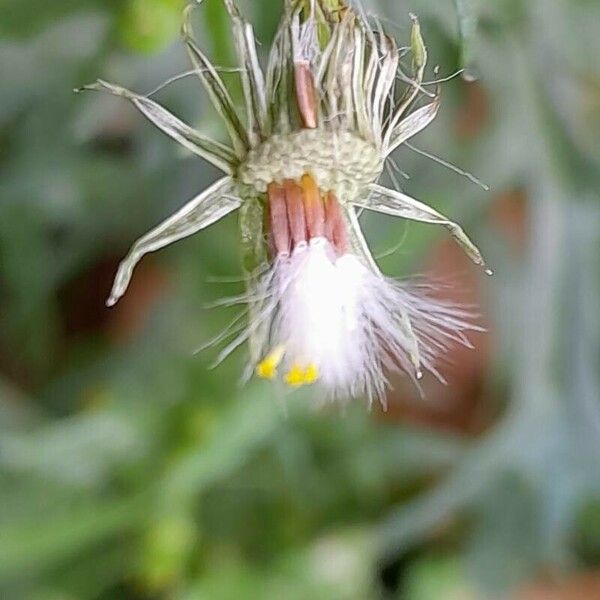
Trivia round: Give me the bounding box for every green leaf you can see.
[119,0,185,53]
[0,0,97,38]
[0,494,147,579]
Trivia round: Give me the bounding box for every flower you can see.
[77,0,489,404]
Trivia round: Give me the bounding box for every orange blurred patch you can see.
[105,258,169,344]
[490,188,528,253]
[518,572,600,600]
[58,254,168,344]
[455,81,490,140]
[381,235,493,435]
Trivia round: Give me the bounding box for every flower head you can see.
[78,0,489,404]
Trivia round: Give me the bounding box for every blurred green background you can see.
[1,0,599,598]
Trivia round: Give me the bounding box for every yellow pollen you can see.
[256,346,285,380]
[284,363,319,387]
[284,364,305,387]
[303,363,319,384]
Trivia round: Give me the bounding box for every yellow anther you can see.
[284,363,319,387]
[256,346,285,380]
[284,364,306,387]
[303,363,319,384]
[256,360,276,380]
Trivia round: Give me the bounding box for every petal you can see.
[370,32,399,144]
[107,177,241,307]
[265,10,293,133]
[383,15,429,148]
[385,95,440,156]
[223,0,269,142]
[357,184,489,270]
[77,79,236,174]
[316,11,356,122]
[350,26,371,141]
[182,5,250,155]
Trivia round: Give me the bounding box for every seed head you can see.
[77,0,488,404]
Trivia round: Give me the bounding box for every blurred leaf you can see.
[465,473,542,594]
[161,387,288,502]
[137,511,197,592]
[0,0,99,38]
[0,493,147,580]
[119,0,185,53]
[453,0,478,81]
[0,411,144,488]
[179,527,376,600]
[403,554,476,600]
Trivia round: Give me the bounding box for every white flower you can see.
[78,0,489,404]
